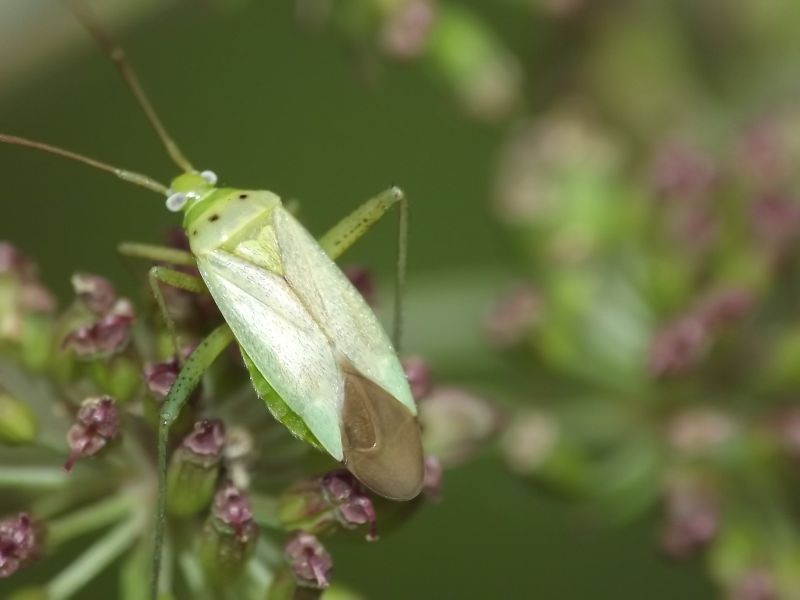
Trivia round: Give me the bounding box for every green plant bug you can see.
[0,3,424,597]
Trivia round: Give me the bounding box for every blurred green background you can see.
[2,0,782,597]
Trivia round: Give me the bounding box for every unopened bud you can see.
[144,345,196,401]
[279,470,378,541]
[64,396,120,472]
[63,301,134,359]
[284,531,332,590]
[167,420,225,517]
[0,513,41,578]
[0,394,38,445]
[70,273,117,315]
[199,482,258,582]
[322,471,377,541]
[418,386,497,467]
[143,357,181,400]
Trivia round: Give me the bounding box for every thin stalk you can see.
[47,517,142,600]
[47,493,135,547]
[0,466,68,489]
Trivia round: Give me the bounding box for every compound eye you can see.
[165,192,188,212]
[200,170,218,186]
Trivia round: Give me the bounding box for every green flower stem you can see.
[47,516,142,600]
[47,493,135,547]
[0,465,67,488]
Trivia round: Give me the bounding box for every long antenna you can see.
[0,134,169,194]
[67,0,195,173]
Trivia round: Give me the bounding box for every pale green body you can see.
[177,182,415,462]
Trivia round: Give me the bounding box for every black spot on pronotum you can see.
[239,193,248,200]
[192,230,198,236]
[209,214,220,223]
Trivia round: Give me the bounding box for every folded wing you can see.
[272,207,415,415]
[197,250,345,460]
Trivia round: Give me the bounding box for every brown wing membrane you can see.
[340,361,424,501]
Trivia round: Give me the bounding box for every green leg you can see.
[151,324,235,600]
[118,242,196,267]
[148,267,205,361]
[318,187,408,351]
[117,241,204,359]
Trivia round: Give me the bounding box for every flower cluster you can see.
[0,245,493,598]
[488,58,800,600]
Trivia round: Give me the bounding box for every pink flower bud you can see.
[70,273,117,315]
[64,396,120,472]
[284,531,333,589]
[213,482,254,539]
[322,470,378,541]
[0,513,40,578]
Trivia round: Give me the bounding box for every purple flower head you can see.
[143,357,180,399]
[322,470,378,541]
[0,513,40,578]
[182,419,226,458]
[70,273,117,315]
[64,396,120,472]
[213,482,254,539]
[63,299,135,359]
[284,531,333,589]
